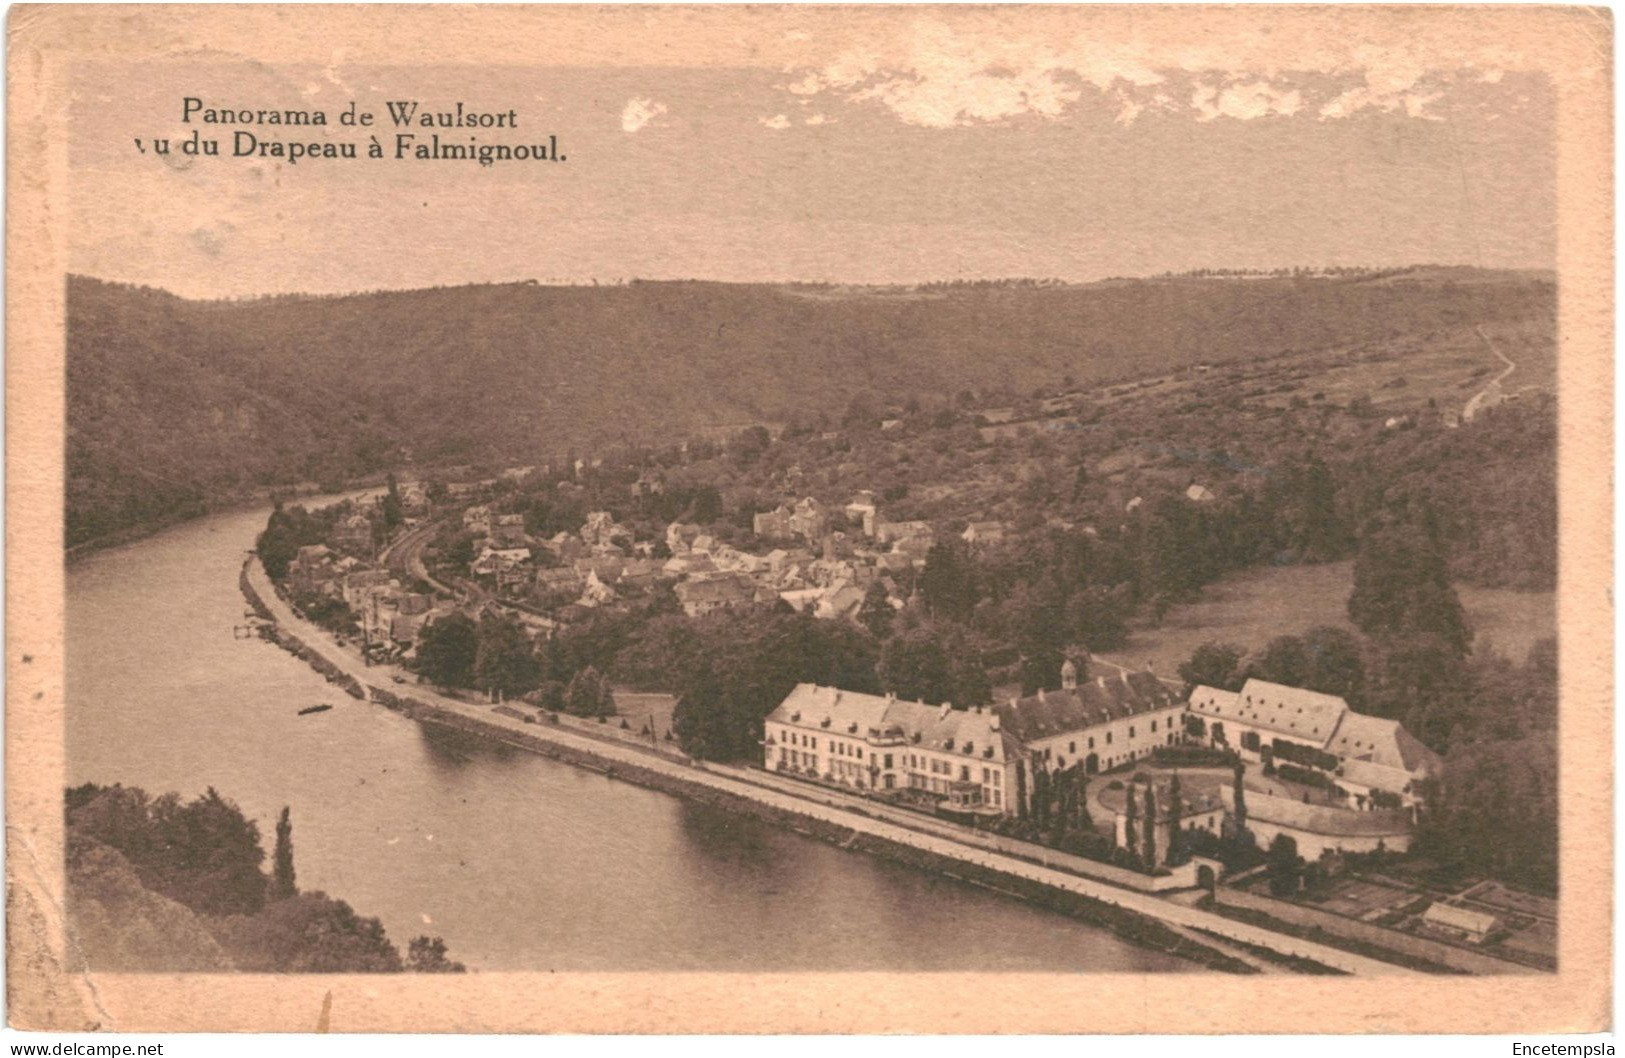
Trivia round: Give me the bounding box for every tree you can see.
[671,662,734,761]
[407,935,467,973]
[671,610,882,761]
[1366,636,1471,748]
[1178,642,1245,694]
[1166,774,1188,866]
[1230,763,1248,837]
[1002,577,1070,694]
[415,612,478,688]
[1300,625,1367,705]
[272,806,297,900]
[68,785,269,917]
[214,893,402,973]
[442,529,479,570]
[1031,766,1051,829]
[1349,512,1470,658]
[877,621,990,707]
[564,666,616,718]
[382,473,404,530]
[1072,767,1092,828]
[1290,453,1346,561]
[256,504,330,581]
[1249,635,1312,688]
[474,613,541,700]
[1136,495,1213,613]
[1417,733,1556,893]
[526,679,566,713]
[1066,585,1130,652]
[1267,834,1301,897]
[856,580,895,640]
[918,540,979,623]
[1142,784,1158,870]
[1124,786,1138,858]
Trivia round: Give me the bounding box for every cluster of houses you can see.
[453,490,1010,623]
[762,666,1442,861]
[284,543,458,659]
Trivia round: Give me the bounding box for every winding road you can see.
[1463,325,1517,423]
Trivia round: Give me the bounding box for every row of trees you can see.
[413,610,621,717]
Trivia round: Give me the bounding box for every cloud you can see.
[1318,82,1444,121]
[759,114,792,130]
[772,19,1550,129]
[620,97,667,133]
[1191,79,1304,122]
[1316,43,1446,120]
[851,69,1081,128]
[784,72,824,96]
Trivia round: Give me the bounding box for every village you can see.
[265,387,1557,975]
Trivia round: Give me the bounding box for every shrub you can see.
[1150,745,1237,768]
[1276,762,1341,791]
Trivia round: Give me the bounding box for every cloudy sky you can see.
[65,8,1586,298]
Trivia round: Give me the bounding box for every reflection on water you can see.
[66,503,1193,973]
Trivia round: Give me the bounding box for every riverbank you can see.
[240,554,1422,976]
[372,686,1254,974]
[68,477,402,564]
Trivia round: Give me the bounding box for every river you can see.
[66,502,1190,973]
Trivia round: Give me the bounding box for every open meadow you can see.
[1097,560,1555,679]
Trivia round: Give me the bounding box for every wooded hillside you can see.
[66,268,1554,548]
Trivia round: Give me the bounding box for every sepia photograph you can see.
[6,3,1613,1036]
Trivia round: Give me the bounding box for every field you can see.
[1097,560,1555,678]
[613,691,679,737]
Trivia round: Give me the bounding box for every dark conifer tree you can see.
[272,806,297,900]
[1124,786,1138,857]
[1142,784,1158,869]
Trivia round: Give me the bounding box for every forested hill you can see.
[67,268,1553,548]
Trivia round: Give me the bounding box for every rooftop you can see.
[768,684,1022,762]
[994,671,1179,742]
[1189,678,1349,746]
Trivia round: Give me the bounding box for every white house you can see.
[765,685,1022,814]
[1188,679,1441,809]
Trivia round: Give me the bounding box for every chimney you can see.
[1038,688,1047,703]
[990,713,1001,731]
[939,702,952,719]
[1097,676,1107,689]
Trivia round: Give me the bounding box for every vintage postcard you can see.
[6,3,1613,1035]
